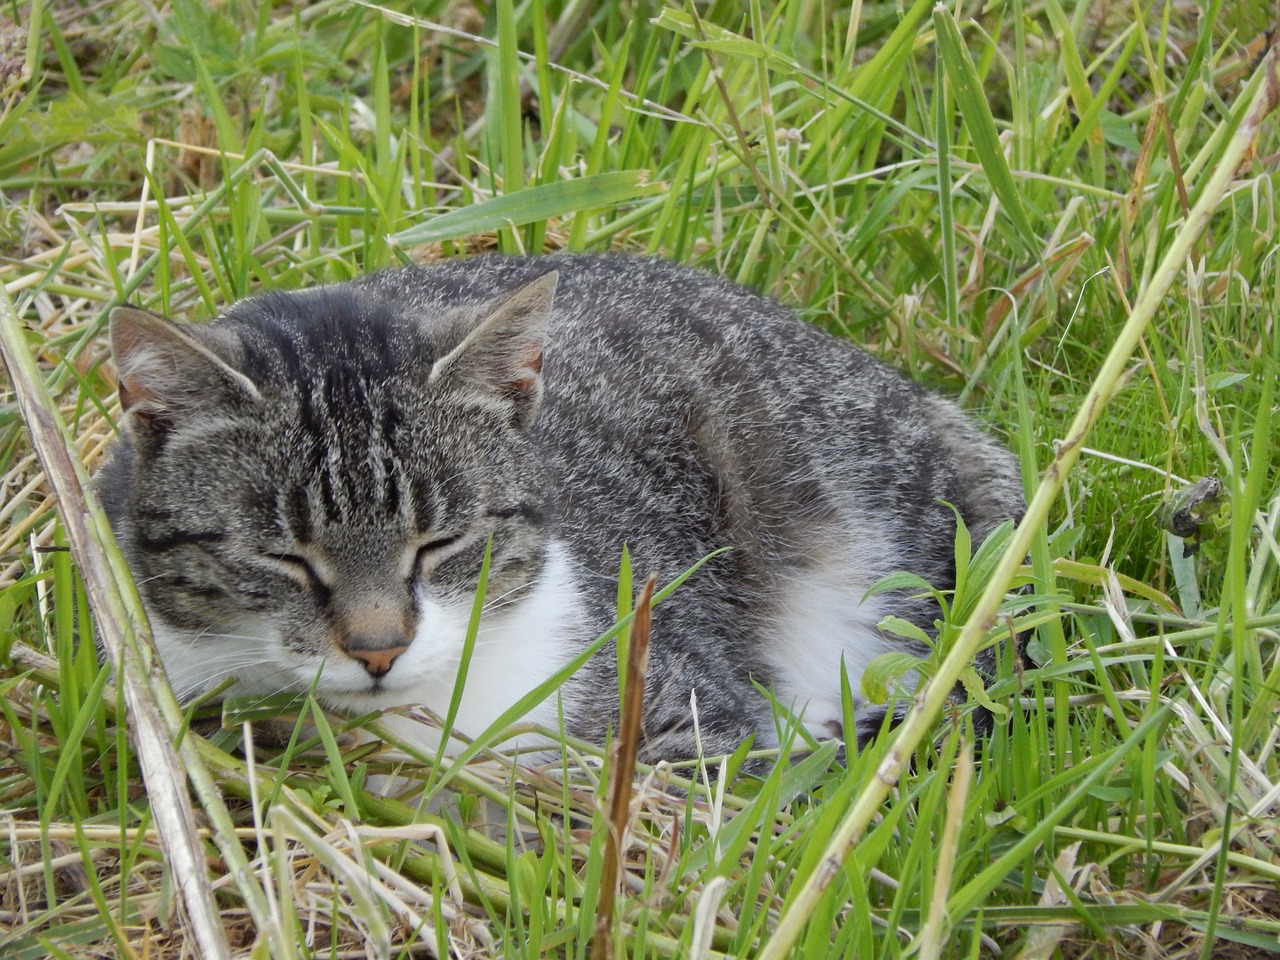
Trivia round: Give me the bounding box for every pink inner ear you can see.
[512,342,544,389]
[116,374,174,431]
[117,381,138,413]
[117,373,157,414]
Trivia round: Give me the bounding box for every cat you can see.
[98,254,1025,763]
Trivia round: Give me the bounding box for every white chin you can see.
[319,684,424,710]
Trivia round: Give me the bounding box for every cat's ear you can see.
[110,306,262,446]
[429,270,556,430]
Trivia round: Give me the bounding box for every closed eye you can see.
[273,553,332,602]
[411,533,464,581]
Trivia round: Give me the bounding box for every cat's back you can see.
[356,253,915,526]
[355,253,886,393]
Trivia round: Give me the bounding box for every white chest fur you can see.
[763,544,902,740]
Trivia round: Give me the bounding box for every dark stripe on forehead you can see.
[378,405,405,516]
[382,455,401,515]
[317,463,340,521]
[295,377,334,522]
[226,286,421,382]
[322,363,363,411]
[381,404,403,450]
[283,486,313,543]
[326,367,381,517]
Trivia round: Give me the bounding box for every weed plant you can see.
[0,1,1277,957]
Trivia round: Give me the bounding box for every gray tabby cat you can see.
[100,254,1024,762]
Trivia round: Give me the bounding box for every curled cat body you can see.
[99,254,1024,762]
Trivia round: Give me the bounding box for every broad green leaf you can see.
[1206,371,1248,390]
[1052,558,1181,613]
[877,615,933,645]
[1041,0,1093,122]
[861,651,925,704]
[1049,23,1143,180]
[615,545,632,705]
[958,666,1008,716]
[391,172,663,247]
[949,502,972,598]
[1099,110,1142,152]
[862,569,936,601]
[1086,784,1131,801]
[650,10,779,65]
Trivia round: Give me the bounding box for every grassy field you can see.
[1,0,1278,957]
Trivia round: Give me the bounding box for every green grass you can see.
[1,0,1278,957]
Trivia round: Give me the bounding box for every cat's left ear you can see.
[430,270,556,430]
[109,305,262,447]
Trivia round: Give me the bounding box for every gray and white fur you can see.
[99,254,1024,761]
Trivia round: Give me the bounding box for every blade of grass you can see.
[425,536,494,791]
[391,171,663,247]
[933,6,1037,256]
[934,48,958,331]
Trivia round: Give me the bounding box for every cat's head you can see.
[102,271,558,704]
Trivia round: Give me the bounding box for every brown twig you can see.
[1159,100,1191,217]
[592,572,656,960]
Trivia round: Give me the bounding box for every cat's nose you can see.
[347,645,410,678]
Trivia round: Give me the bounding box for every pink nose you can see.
[346,646,409,678]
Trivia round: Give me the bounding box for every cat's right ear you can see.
[429,271,556,430]
[110,306,261,445]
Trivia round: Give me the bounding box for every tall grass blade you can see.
[932,6,1037,255]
